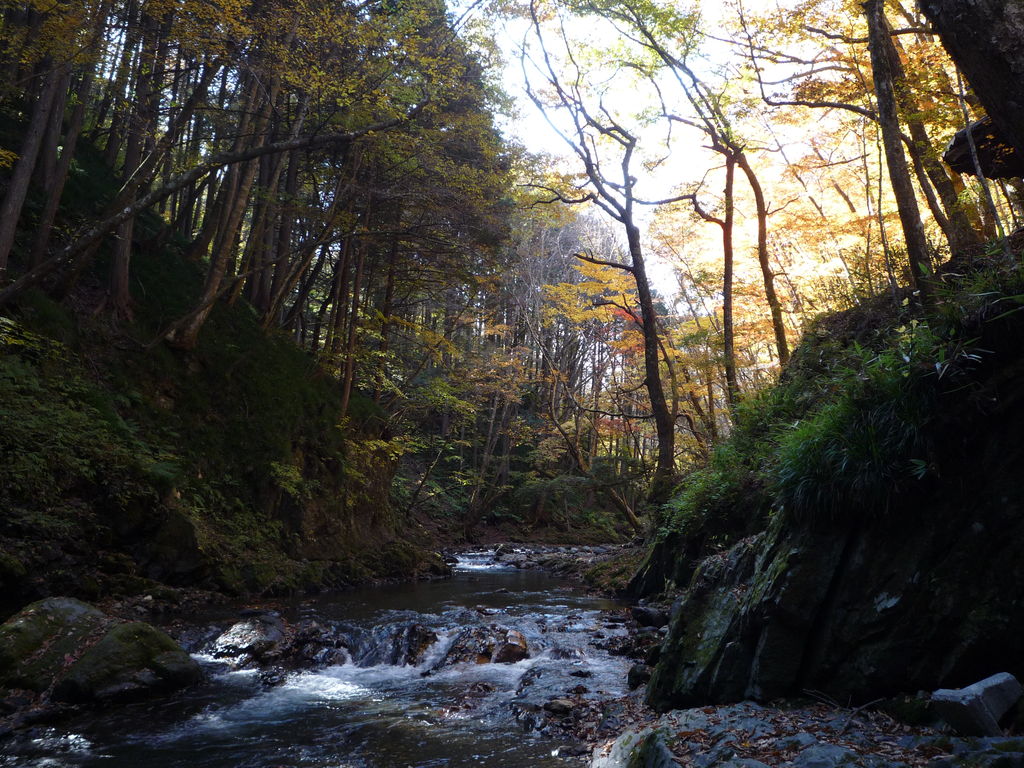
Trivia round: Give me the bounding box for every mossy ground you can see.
[583,548,645,594]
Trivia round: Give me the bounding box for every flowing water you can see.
[2,551,631,767]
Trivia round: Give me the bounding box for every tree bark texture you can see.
[864,0,933,303]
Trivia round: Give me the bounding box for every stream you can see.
[2,550,632,767]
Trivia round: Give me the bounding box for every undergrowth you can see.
[0,150,431,614]
[658,254,1024,555]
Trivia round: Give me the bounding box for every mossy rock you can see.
[591,728,676,768]
[0,597,108,692]
[53,621,200,702]
[0,597,199,703]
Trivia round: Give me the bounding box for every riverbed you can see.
[1,551,633,767]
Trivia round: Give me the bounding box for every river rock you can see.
[790,744,861,768]
[932,672,1023,736]
[628,663,652,690]
[279,619,348,668]
[0,597,199,703]
[53,621,201,702]
[0,597,108,693]
[404,622,439,665]
[631,606,668,628]
[544,697,575,715]
[512,700,546,732]
[383,622,438,666]
[494,543,515,558]
[493,629,529,663]
[551,645,587,660]
[590,727,676,768]
[555,744,591,757]
[210,611,286,662]
[435,625,529,667]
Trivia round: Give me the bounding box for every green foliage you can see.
[773,348,931,524]
[659,443,766,548]
[663,258,1024,551]
[269,462,313,501]
[583,547,645,594]
[0,239,434,605]
[0,318,160,517]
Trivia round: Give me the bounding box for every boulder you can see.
[647,485,1024,710]
[942,117,1024,179]
[590,728,676,768]
[492,629,529,664]
[52,622,201,702]
[932,673,1023,736]
[0,597,200,703]
[628,663,652,690]
[210,611,286,662]
[393,623,439,666]
[0,597,108,692]
[434,625,529,668]
[631,606,668,628]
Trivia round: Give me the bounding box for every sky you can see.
[468,0,795,298]
[482,2,725,297]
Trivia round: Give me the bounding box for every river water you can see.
[2,551,631,767]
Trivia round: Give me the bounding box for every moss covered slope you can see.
[0,156,445,617]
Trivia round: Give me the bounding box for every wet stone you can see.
[632,606,669,628]
[792,743,861,768]
[779,732,820,750]
[511,700,545,732]
[551,646,587,660]
[210,612,286,662]
[492,629,529,664]
[628,663,652,690]
[554,743,590,757]
[545,697,576,715]
[598,699,627,735]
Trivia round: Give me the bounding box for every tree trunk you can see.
[29,69,94,266]
[339,244,365,418]
[625,222,675,505]
[0,64,64,277]
[864,0,932,305]
[33,66,71,190]
[887,28,982,253]
[109,11,161,317]
[721,155,739,408]
[735,151,790,366]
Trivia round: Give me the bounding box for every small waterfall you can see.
[3,557,631,768]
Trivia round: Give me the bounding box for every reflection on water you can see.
[0,550,628,768]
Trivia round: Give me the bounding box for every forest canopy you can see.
[0,0,1019,542]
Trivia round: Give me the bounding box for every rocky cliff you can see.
[643,262,1024,709]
